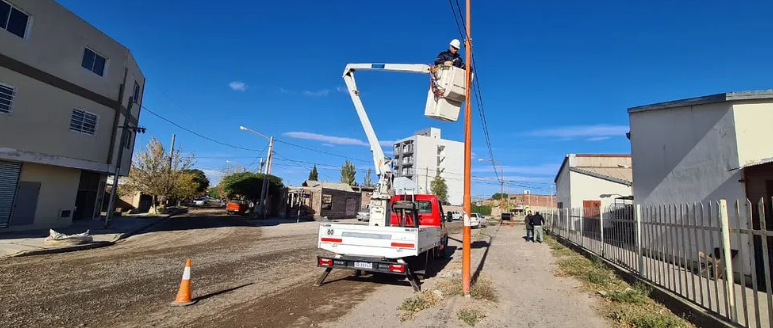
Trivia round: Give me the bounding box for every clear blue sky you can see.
[58,0,773,198]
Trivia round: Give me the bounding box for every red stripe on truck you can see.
[391,242,415,248]
[320,237,343,243]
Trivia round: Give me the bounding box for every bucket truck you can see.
[314,63,469,291]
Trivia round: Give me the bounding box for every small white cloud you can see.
[336,86,348,93]
[283,131,368,146]
[586,136,611,141]
[472,163,559,175]
[283,131,395,148]
[302,89,330,97]
[279,88,292,94]
[525,124,628,139]
[229,81,248,92]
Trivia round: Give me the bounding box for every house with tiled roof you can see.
[554,154,633,211]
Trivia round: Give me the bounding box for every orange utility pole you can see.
[462,0,473,296]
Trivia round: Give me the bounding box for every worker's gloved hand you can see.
[443,61,453,66]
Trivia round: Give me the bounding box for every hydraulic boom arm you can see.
[342,64,431,227]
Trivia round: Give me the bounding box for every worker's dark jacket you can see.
[531,214,545,226]
[525,215,533,230]
[434,50,465,68]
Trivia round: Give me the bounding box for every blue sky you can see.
[58,0,773,198]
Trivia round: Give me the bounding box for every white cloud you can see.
[302,89,330,97]
[525,124,628,139]
[586,136,611,141]
[279,88,291,94]
[472,163,559,176]
[229,81,248,91]
[336,86,348,93]
[200,169,224,185]
[283,131,394,148]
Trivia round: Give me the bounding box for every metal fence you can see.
[544,199,773,328]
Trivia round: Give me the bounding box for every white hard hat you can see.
[450,39,461,49]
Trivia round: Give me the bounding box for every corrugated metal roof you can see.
[302,180,355,192]
[628,90,773,114]
[572,167,633,186]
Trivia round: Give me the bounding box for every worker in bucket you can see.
[434,39,465,69]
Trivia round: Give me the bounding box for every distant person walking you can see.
[531,211,545,243]
[524,211,534,242]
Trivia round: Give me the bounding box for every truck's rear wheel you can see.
[434,235,449,259]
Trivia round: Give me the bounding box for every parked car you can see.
[226,199,250,215]
[470,213,486,228]
[450,211,462,221]
[193,198,208,207]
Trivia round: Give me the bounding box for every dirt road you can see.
[0,210,391,327]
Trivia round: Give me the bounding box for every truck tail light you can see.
[318,258,333,266]
[389,264,406,273]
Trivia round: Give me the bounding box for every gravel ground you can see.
[0,210,379,328]
[327,224,609,328]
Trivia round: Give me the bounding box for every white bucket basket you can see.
[424,66,471,122]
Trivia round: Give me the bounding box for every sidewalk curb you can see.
[8,216,172,259]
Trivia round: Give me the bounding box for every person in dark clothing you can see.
[524,211,534,241]
[531,212,545,243]
[434,39,465,69]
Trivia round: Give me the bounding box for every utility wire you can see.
[447,0,500,183]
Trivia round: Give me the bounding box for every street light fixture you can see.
[478,158,504,212]
[239,126,274,219]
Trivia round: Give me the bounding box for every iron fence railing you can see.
[544,199,773,328]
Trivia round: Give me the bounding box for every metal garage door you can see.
[0,161,21,228]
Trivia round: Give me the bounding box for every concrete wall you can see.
[569,171,632,209]
[11,163,80,231]
[629,102,745,205]
[0,67,117,165]
[733,101,773,167]
[555,159,571,208]
[0,0,145,176]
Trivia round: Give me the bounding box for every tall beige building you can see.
[0,0,144,230]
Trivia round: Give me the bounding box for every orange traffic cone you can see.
[171,259,197,306]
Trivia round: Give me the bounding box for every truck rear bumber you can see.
[318,223,442,259]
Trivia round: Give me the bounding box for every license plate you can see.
[353,262,373,269]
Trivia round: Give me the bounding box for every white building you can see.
[554,154,633,211]
[393,128,464,205]
[0,0,144,230]
[629,90,773,206]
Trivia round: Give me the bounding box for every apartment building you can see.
[0,0,144,230]
[393,128,464,205]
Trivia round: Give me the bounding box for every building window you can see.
[81,48,107,76]
[0,1,30,39]
[122,131,132,149]
[132,81,140,102]
[70,109,98,135]
[0,82,15,114]
[321,194,332,210]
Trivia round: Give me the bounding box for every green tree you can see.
[363,168,373,187]
[491,193,509,200]
[308,164,319,181]
[430,175,448,203]
[220,172,284,203]
[340,160,356,185]
[471,204,492,216]
[122,137,196,213]
[183,169,210,194]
